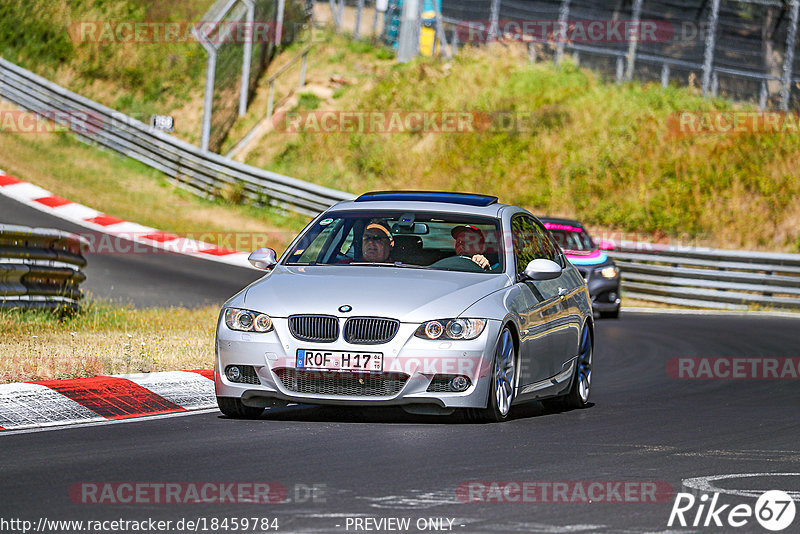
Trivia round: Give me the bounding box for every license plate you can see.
[296,349,383,372]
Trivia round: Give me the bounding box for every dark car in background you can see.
[540,218,621,318]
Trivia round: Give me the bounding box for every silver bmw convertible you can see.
[215,191,594,422]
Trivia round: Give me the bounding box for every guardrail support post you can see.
[624,0,643,81]
[780,0,799,111]
[701,0,721,96]
[661,63,670,87]
[555,0,571,65]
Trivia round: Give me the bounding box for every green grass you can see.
[296,92,322,110]
[0,0,213,142]
[242,42,800,252]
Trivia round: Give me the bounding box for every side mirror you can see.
[248,248,277,271]
[520,259,562,281]
[598,239,616,251]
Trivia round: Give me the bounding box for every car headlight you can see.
[597,266,619,279]
[415,319,487,340]
[224,308,273,332]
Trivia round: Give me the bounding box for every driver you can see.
[362,222,394,262]
[452,225,490,270]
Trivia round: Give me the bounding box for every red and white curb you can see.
[0,370,216,431]
[0,171,253,269]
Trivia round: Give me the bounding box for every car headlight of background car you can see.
[415,318,487,340]
[224,308,273,332]
[596,266,620,279]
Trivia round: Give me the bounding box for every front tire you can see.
[465,327,516,423]
[564,326,593,408]
[217,397,265,419]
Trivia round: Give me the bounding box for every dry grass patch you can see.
[0,302,218,383]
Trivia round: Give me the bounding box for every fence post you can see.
[200,50,216,152]
[488,0,501,42]
[780,0,799,110]
[397,0,420,62]
[661,63,670,87]
[372,0,380,39]
[616,56,624,82]
[555,0,571,65]
[276,0,286,45]
[701,0,720,96]
[759,80,768,110]
[300,52,308,88]
[433,0,452,58]
[329,0,341,30]
[624,0,643,81]
[354,0,365,39]
[239,0,256,117]
[267,81,275,118]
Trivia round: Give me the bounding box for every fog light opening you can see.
[225,365,242,382]
[450,376,470,392]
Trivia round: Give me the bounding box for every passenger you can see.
[452,225,490,270]
[362,222,394,263]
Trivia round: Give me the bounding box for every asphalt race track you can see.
[2,313,799,533]
[0,195,262,307]
[2,194,799,532]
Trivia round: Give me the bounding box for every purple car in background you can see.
[541,218,621,318]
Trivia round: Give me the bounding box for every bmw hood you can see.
[242,265,511,323]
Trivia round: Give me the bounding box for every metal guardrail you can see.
[607,241,800,311]
[0,225,88,311]
[0,57,353,217]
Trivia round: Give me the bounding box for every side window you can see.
[512,216,543,271]
[532,220,564,267]
[512,216,563,271]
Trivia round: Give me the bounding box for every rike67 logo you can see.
[668,490,796,531]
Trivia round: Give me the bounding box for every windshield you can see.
[284,211,505,274]
[545,225,596,252]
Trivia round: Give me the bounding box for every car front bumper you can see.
[215,318,503,410]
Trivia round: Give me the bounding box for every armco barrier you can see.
[0,225,88,311]
[0,58,353,217]
[608,241,800,311]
